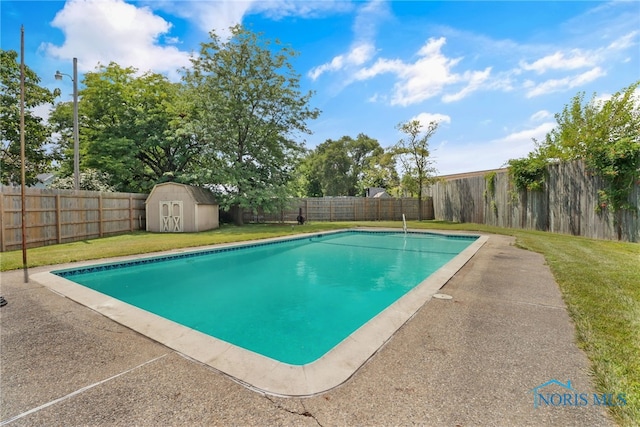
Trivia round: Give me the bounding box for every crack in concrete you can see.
[263,395,323,427]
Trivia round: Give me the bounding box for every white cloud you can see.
[160,1,253,38]
[309,43,375,80]
[442,68,492,103]
[594,85,640,108]
[519,50,595,74]
[494,122,556,145]
[593,93,612,105]
[353,0,387,39]
[31,104,53,123]
[515,29,637,98]
[356,36,462,104]
[146,0,353,38]
[411,112,451,127]
[307,1,388,80]
[355,37,490,106]
[530,110,553,122]
[309,57,344,81]
[348,43,376,65]
[354,57,405,80]
[43,0,191,79]
[391,37,462,106]
[367,93,387,103]
[252,0,354,21]
[606,30,639,51]
[525,67,606,98]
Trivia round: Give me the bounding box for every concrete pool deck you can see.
[28,230,489,397]
[1,232,614,425]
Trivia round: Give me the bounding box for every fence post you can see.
[0,192,5,252]
[56,194,62,244]
[364,199,367,221]
[129,194,134,231]
[98,193,103,237]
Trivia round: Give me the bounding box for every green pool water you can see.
[54,230,476,365]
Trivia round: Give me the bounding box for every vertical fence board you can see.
[0,193,4,252]
[0,186,148,251]
[427,160,639,242]
[98,194,103,237]
[242,197,435,223]
[55,194,61,244]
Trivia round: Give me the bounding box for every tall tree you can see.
[348,133,384,196]
[50,62,199,192]
[360,149,400,194]
[394,120,439,220]
[183,25,320,224]
[299,134,384,196]
[48,100,74,176]
[0,49,56,185]
[312,138,354,196]
[294,149,324,197]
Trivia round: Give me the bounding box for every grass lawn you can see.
[1,221,638,425]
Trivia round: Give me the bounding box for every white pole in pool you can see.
[402,214,407,234]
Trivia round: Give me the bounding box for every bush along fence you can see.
[242,197,435,223]
[0,186,147,252]
[426,160,640,242]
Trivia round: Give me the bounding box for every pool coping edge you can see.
[30,229,489,397]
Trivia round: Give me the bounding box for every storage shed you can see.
[145,183,219,232]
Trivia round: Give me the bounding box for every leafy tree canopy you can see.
[508,80,640,239]
[49,168,115,192]
[510,81,640,204]
[50,62,199,192]
[183,25,320,224]
[1,49,56,185]
[542,81,640,211]
[360,149,400,195]
[297,134,385,196]
[507,151,548,192]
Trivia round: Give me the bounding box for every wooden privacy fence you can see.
[243,197,434,223]
[0,186,147,252]
[426,161,640,242]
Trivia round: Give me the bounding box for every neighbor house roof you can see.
[436,168,508,181]
[372,191,390,198]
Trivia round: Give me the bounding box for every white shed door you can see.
[160,201,183,232]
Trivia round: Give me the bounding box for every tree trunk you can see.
[615,210,623,241]
[231,204,244,226]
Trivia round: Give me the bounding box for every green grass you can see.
[1,220,638,425]
[514,231,640,426]
[0,222,347,271]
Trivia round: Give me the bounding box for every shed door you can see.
[160,201,183,232]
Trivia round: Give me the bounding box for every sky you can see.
[1,0,639,176]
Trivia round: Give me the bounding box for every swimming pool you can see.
[33,229,488,396]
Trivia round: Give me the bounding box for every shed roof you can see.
[146,183,218,205]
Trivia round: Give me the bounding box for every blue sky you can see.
[2,0,639,175]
